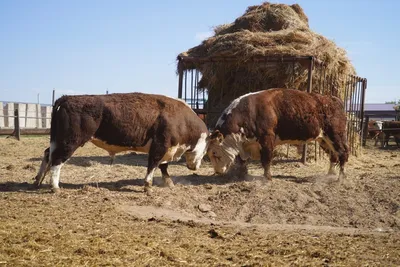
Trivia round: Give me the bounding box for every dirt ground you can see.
[0,136,399,266]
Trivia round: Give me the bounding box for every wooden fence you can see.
[0,102,52,140]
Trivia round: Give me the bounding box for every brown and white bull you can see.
[367,120,383,146]
[34,93,209,194]
[380,120,400,148]
[207,88,349,181]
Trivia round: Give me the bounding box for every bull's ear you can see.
[208,130,224,143]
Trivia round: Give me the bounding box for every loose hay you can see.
[0,137,400,266]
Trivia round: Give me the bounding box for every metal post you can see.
[360,79,367,147]
[363,115,369,146]
[52,89,55,106]
[301,56,314,164]
[178,61,184,99]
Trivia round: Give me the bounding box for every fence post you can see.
[52,89,55,106]
[301,56,314,164]
[7,109,21,141]
[362,115,369,146]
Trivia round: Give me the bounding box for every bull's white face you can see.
[207,131,238,175]
[371,121,383,130]
[184,132,208,171]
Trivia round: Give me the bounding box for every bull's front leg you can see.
[33,147,51,187]
[159,163,174,188]
[259,134,275,182]
[144,141,168,195]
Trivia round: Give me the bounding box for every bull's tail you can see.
[49,96,72,161]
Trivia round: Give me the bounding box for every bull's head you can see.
[371,120,383,130]
[206,130,237,175]
[184,132,208,171]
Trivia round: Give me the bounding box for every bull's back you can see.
[94,93,207,148]
[255,89,345,140]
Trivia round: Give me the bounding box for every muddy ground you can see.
[0,136,399,266]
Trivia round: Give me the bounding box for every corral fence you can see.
[177,55,367,161]
[0,102,53,140]
[0,90,113,140]
[1,90,57,140]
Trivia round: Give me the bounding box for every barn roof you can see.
[364,103,397,111]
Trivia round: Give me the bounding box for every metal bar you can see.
[177,55,325,66]
[178,62,184,99]
[350,76,357,153]
[190,70,196,108]
[362,115,369,146]
[52,89,55,106]
[359,79,367,148]
[0,128,50,136]
[195,70,198,109]
[348,75,354,151]
[355,78,362,153]
[184,70,187,102]
[302,56,314,164]
[343,74,349,112]
[0,115,51,119]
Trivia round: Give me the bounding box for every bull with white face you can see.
[367,120,383,146]
[207,88,349,182]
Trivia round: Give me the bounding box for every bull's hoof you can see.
[328,169,337,175]
[52,188,61,194]
[32,178,42,188]
[144,186,153,196]
[261,176,272,184]
[163,177,175,189]
[338,172,347,182]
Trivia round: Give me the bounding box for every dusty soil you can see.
[0,136,399,266]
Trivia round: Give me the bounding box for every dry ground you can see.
[0,136,399,266]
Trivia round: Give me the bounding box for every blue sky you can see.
[0,0,399,104]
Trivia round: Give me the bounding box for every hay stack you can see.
[178,2,355,127]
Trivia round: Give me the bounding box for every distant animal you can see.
[367,120,383,146]
[380,120,400,148]
[34,93,209,194]
[207,88,349,181]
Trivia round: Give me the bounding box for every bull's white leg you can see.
[144,168,156,195]
[34,149,50,187]
[159,163,174,188]
[328,162,337,175]
[50,163,63,193]
[338,166,346,180]
[109,153,115,165]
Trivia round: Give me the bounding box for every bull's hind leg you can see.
[318,140,338,175]
[259,133,275,182]
[48,141,80,193]
[159,163,174,188]
[33,147,51,187]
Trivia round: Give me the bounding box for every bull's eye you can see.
[212,151,221,160]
